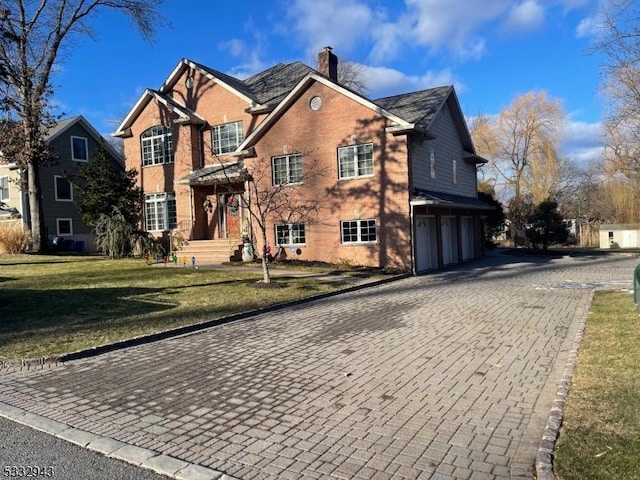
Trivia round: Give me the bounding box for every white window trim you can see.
[211,121,244,155]
[54,175,73,202]
[56,218,73,236]
[144,192,177,232]
[338,143,374,180]
[272,154,303,186]
[340,219,377,244]
[141,126,173,166]
[70,136,89,162]
[275,223,306,246]
[0,176,9,201]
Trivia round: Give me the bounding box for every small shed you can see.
[599,224,640,249]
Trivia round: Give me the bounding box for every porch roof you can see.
[410,189,493,210]
[176,162,248,186]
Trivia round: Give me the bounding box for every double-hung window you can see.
[54,175,73,201]
[0,176,9,201]
[338,143,373,179]
[275,223,306,246]
[341,219,377,244]
[57,218,73,236]
[71,136,88,162]
[145,192,177,231]
[211,121,243,155]
[272,154,303,185]
[141,126,173,166]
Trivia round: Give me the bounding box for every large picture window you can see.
[141,126,173,166]
[0,176,9,201]
[71,136,88,162]
[275,223,306,246]
[341,219,377,244]
[272,154,303,185]
[54,176,73,201]
[211,121,243,155]
[338,143,373,179]
[145,192,177,231]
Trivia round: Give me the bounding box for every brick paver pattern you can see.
[1,253,637,480]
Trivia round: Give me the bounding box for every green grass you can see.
[0,254,375,360]
[554,291,640,480]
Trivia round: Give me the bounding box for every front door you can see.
[219,193,241,239]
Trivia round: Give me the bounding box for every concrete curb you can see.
[534,291,592,480]
[0,401,236,480]
[1,273,408,370]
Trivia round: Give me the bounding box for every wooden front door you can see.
[220,193,241,239]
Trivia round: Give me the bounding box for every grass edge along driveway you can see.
[553,290,640,480]
[0,255,382,361]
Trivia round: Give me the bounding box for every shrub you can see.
[0,221,31,254]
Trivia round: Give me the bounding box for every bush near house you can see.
[0,221,30,254]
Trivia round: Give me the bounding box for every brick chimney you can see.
[318,46,338,82]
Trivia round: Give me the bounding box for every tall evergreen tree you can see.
[68,148,142,227]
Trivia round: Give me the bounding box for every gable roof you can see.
[46,115,124,166]
[237,72,416,152]
[375,86,484,161]
[113,54,486,164]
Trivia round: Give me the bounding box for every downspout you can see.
[407,134,417,275]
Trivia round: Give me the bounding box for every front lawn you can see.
[554,291,640,479]
[0,255,367,360]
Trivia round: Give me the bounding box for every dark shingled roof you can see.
[177,162,247,185]
[411,188,493,210]
[374,86,452,130]
[193,60,316,108]
[244,62,316,106]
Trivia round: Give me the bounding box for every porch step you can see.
[174,239,242,265]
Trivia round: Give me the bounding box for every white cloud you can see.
[561,120,605,164]
[505,0,546,32]
[364,65,463,98]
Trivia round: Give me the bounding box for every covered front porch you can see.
[174,162,251,264]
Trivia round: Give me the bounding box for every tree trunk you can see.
[261,229,271,284]
[26,147,45,252]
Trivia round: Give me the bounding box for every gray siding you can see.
[39,120,122,248]
[410,99,478,197]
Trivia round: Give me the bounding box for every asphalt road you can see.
[0,416,169,480]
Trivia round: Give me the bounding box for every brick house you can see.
[114,48,489,273]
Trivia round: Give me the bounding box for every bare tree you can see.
[597,1,640,217]
[470,92,566,245]
[0,0,163,251]
[241,153,329,283]
[337,61,368,95]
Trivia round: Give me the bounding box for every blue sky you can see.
[53,0,607,164]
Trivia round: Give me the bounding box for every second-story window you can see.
[54,175,73,201]
[71,136,88,162]
[0,176,9,201]
[272,154,303,185]
[211,121,243,155]
[338,143,373,179]
[141,126,173,166]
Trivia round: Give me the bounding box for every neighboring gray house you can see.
[5,116,124,251]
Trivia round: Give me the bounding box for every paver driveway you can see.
[0,252,637,480]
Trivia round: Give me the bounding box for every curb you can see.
[2,273,408,369]
[0,401,236,480]
[535,291,591,480]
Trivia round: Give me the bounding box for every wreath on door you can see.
[227,194,239,215]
